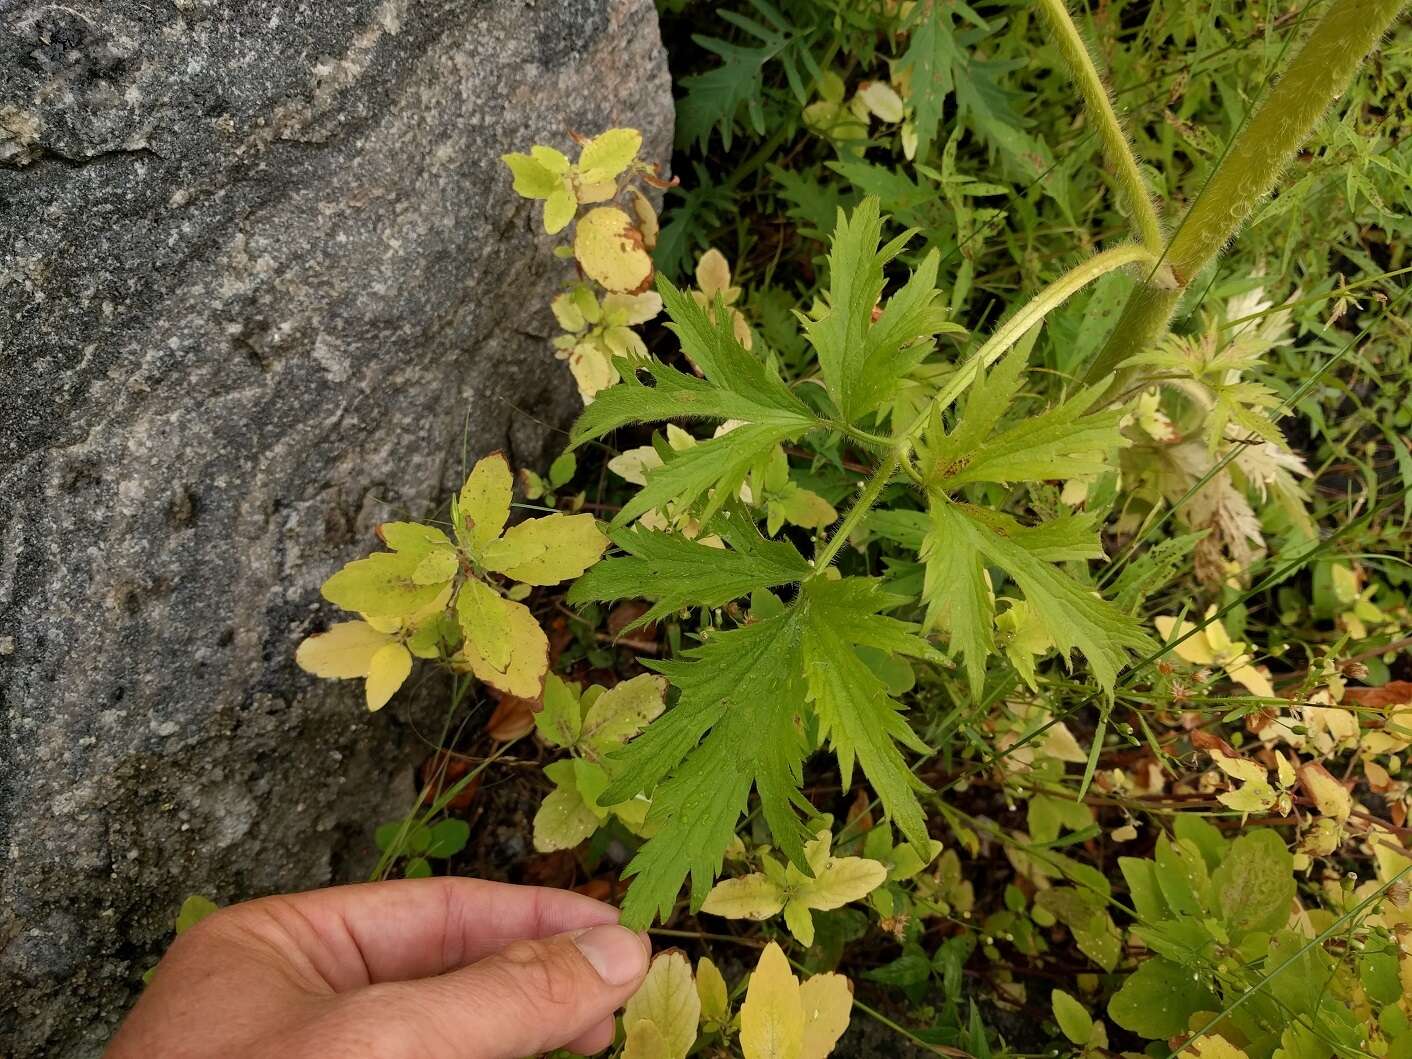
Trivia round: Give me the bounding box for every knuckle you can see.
[498,938,581,1011]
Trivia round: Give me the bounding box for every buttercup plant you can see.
[493,0,1408,935]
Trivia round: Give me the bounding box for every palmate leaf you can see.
[799,578,936,851]
[676,0,817,151]
[616,421,803,527]
[573,277,814,445]
[925,501,1153,697]
[607,611,812,928]
[895,0,1038,169]
[924,344,1126,489]
[801,197,958,424]
[603,575,937,929]
[568,508,812,626]
[570,275,820,530]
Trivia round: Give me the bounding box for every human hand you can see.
[106,877,652,1059]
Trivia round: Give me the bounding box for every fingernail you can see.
[572,924,648,986]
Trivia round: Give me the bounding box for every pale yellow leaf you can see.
[696,956,729,1024]
[551,291,587,332]
[1298,762,1352,822]
[575,179,618,204]
[740,943,804,1059]
[365,641,412,712]
[1217,780,1277,814]
[794,856,889,912]
[574,206,653,293]
[1275,753,1297,789]
[458,453,512,553]
[1202,605,1233,654]
[1042,721,1089,764]
[608,445,663,486]
[1209,749,1267,785]
[1226,659,1274,699]
[701,874,786,920]
[695,248,733,299]
[857,81,904,122]
[569,341,619,402]
[603,290,664,327]
[799,974,853,1059]
[455,597,548,698]
[623,951,700,1059]
[379,521,454,557]
[1154,616,1216,666]
[481,512,608,586]
[296,621,393,678]
[456,578,512,672]
[629,186,659,249]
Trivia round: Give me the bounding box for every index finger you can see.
[224,877,622,989]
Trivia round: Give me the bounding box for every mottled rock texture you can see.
[0,0,671,1053]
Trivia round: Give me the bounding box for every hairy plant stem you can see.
[812,447,902,573]
[1084,0,1407,388]
[903,243,1156,442]
[1035,0,1164,253]
[814,245,1158,569]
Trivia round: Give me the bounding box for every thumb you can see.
[375,923,650,1059]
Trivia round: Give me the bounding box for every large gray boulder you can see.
[0,0,672,1053]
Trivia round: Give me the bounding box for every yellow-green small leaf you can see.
[481,512,608,585]
[366,641,412,711]
[577,127,642,184]
[296,620,393,678]
[412,548,459,585]
[701,874,787,921]
[1051,989,1093,1046]
[456,578,512,672]
[535,673,582,748]
[532,782,599,852]
[458,453,513,553]
[783,901,815,946]
[623,1019,672,1059]
[1187,1036,1251,1059]
[576,179,618,205]
[379,521,453,557]
[322,551,444,618]
[175,895,219,934]
[623,951,700,1059]
[740,942,804,1059]
[578,673,667,755]
[455,597,548,698]
[777,488,838,530]
[544,183,576,234]
[574,206,653,293]
[531,144,570,174]
[799,973,852,1059]
[502,152,560,198]
[697,956,730,1024]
